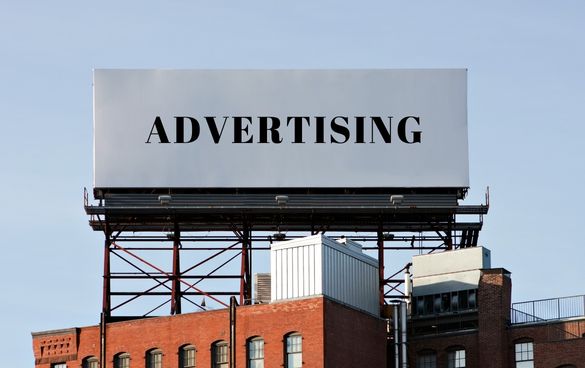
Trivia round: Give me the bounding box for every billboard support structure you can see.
[377,227,385,307]
[87,69,486,321]
[171,224,181,315]
[85,188,488,321]
[239,227,252,305]
[102,223,111,319]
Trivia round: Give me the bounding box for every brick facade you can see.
[477,269,512,368]
[32,296,386,368]
[32,269,585,368]
[323,298,386,368]
[408,268,585,368]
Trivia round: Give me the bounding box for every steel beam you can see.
[171,224,182,315]
[240,226,251,305]
[378,227,385,308]
[102,225,111,318]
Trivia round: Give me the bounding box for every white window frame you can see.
[515,341,534,368]
[417,351,437,368]
[212,341,228,368]
[146,349,162,368]
[114,353,130,368]
[83,356,99,368]
[179,345,196,368]
[285,333,302,368]
[447,349,466,368]
[247,337,264,368]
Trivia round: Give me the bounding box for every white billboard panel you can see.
[93,69,469,188]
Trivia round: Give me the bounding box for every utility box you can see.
[253,273,271,304]
[270,234,379,315]
[412,246,491,296]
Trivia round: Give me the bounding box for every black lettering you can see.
[175,116,200,143]
[355,116,365,143]
[205,116,229,144]
[146,116,170,144]
[370,116,392,143]
[330,116,350,144]
[315,116,326,143]
[398,116,421,143]
[233,116,253,143]
[286,117,310,143]
[259,116,283,143]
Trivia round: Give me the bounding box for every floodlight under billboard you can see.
[93,69,469,189]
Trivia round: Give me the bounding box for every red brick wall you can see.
[32,297,329,368]
[509,320,585,367]
[323,299,387,368]
[32,328,79,365]
[477,268,512,368]
[408,268,512,368]
[408,267,585,368]
[408,331,479,367]
[235,298,325,368]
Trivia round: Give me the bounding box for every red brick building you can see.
[32,296,387,368]
[407,249,585,368]
[32,243,585,368]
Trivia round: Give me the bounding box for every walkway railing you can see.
[511,294,585,324]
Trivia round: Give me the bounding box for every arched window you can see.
[417,350,437,368]
[247,337,264,368]
[285,333,302,368]
[114,353,130,368]
[146,348,162,368]
[447,347,466,368]
[211,341,228,368]
[556,365,576,368]
[82,356,99,368]
[179,344,196,368]
[514,339,534,368]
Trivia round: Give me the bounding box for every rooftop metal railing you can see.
[511,294,585,324]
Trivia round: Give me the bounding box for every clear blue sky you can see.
[1,1,584,366]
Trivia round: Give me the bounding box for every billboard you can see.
[93,69,469,189]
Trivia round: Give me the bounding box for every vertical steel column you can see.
[239,226,251,305]
[400,302,408,368]
[100,225,111,368]
[102,225,111,318]
[246,228,252,304]
[100,312,107,368]
[248,230,253,303]
[446,214,453,250]
[393,304,400,368]
[377,227,385,309]
[229,296,237,368]
[171,224,182,315]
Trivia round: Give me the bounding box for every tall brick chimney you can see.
[478,268,512,368]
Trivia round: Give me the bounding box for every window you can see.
[247,337,264,368]
[417,351,437,368]
[212,341,228,368]
[285,333,302,368]
[447,349,466,368]
[114,353,130,368]
[179,345,196,368]
[515,342,534,368]
[146,349,162,368]
[52,364,67,368]
[83,356,99,368]
[413,289,478,316]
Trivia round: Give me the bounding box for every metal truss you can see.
[85,188,489,321]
